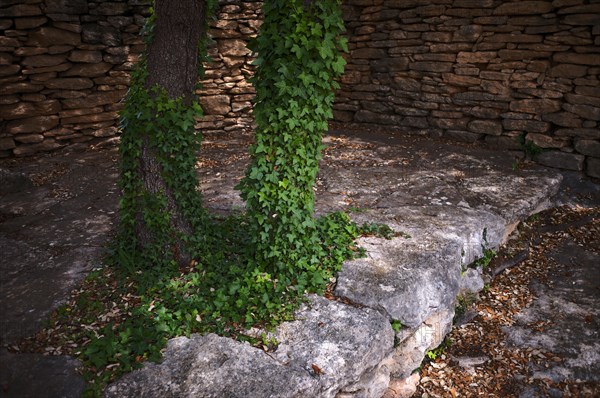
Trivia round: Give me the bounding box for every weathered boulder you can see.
[105,334,320,398]
[106,296,394,398]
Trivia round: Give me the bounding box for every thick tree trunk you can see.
[135,0,206,267]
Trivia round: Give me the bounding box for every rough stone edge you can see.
[333,173,563,396]
[105,295,395,398]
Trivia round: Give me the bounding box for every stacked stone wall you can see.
[0,0,259,157]
[337,0,600,178]
[1,0,599,178]
[0,0,149,156]
[196,1,261,135]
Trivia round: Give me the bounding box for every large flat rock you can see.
[460,173,560,225]
[335,238,461,328]
[106,131,563,396]
[349,205,507,264]
[334,205,507,327]
[324,136,562,329]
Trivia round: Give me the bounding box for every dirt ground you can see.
[416,204,600,398]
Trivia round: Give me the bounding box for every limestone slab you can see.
[106,296,394,398]
[335,237,462,327]
[105,334,320,398]
[272,295,394,398]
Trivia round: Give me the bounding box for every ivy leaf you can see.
[255,142,266,153]
[291,44,302,57]
[339,36,349,53]
[332,56,345,74]
[318,43,333,60]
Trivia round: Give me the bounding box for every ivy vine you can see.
[238,0,350,297]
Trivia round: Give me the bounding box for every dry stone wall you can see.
[1,0,599,178]
[336,0,600,178]
[196,1,261,135]
[0,0,150,157]
[0,0,259,158]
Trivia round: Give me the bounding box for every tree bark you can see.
[146,0,205,101]
[135,0,206,267]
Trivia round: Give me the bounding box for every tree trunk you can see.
[146,0,205,101]
[131,0,206,267]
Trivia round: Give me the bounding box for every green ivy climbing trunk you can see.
[238,0,348,291]
[117,0,212,270]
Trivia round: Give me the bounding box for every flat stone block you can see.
[493,1,553,15]
[542,112,582,128]
[6,116,59,134]
[335,205,507,327]
[446,130,483,143]
[335,238,462,328]
[575,139,600,158]
[586,157,600,179]
[555,128,600,140]
[535,151,585,171]
[461,174,562,223]
[509,99,561,114]
[525,133,567,149]
[468,119,502,135]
